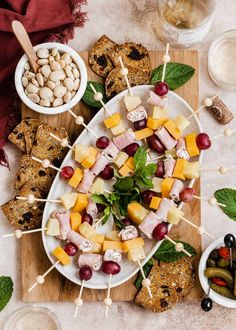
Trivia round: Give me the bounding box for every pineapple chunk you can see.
[135,128,154,140]
[74,144,90,163]
[60,192,78,209]
[147,117,166,130]
[103,241,124,252]
[111,120,126,136]
[119,164,132,176]
[70,212,82,232]
[105,231,121,242]
[152,106,168,119]
[91,233,105,244]
[167,205,184,225]
[114,151,129,168]
[79,222,96,239]
[161,178,175,198]
[104,113,121,128]
[149,196,162,210]
[52,246,70,266]
[151,177,163,193]
[174,114,190,132]
[81,147,98,169]
[123,237,144,253]
[68,168,83,188]
[164,120,181,140]
[89,177,104,195]
[125,157,135,170]
[124,95,142,112]
[73,193,88,212]
[127,246,145,261]
[183,161,200,179]
[46,217,60,236]
[173,159,186,180]
[185,133,200,157]
[127,202,149,225]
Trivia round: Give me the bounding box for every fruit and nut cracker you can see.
[1,183,44,230]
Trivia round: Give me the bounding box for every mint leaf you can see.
[0,276,13,312]
[142,163,157,177]
[154,240,196,262]
[113,177,134,192]
[134,175,153,189]
[91,194,109,206]
[215,188,236,221]
[82,81,107,108]
[112,213,125,230]
[135,258,154,290]
[134,146,147,171]
[151,63,195,90]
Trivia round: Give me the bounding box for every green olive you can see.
[204,267,234,289]
[210,283,236,300]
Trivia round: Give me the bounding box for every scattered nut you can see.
[24,62,30,70]
[41,65,51,78]
[48,55,54,62]
[63,78,74,91]
[53,97,63,107]
[37,59,48,66]
[26,83,39,94]
[54,86,67,98]
[24,71,35,80]
[31,78,39,87]
[61,53,71,63]
[39,99,51,107]
[36,73,44,87]
[65,66,74,79]
[47,81,56,89]
[28,93,40,103]
[39,87,53,99]
[51,48,58,57]
[22,76,28,87]
[63,91,72,103]
[50,70,65,82]
[50,61,61,71]
[37,48,49,59]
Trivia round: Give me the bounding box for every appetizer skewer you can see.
[49,133,75,151]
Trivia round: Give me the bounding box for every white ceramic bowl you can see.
[15,42,87,115]
[199,236,236,308]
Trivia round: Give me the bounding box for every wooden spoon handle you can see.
[12,20,39,73]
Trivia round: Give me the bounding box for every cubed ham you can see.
[67,231,92,252]
[77,169,95,193]
[164,156,176,177]
[176,137,190,160]
[139,211,162,239]
[56,210,71,240]
[147,90,167,109]
[113,129,135,150]
[78,253,103,271]
[155,126,177,150]
[169,179,184,202]
[90,154,109,175]
[86,199,98,217]
[102,141,119,162]
[156,198,173,221]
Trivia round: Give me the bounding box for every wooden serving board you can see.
[21,50,201,302]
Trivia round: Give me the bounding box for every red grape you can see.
[179,187,195,203]
[102,261,121,275]
[122,217,133,226]
[100,164,114,180]
[81,212,93,225]
[196,133,211,150]
[153,222,168,240]
[124,143,139,157]
[134,119,147,130]
[60,166,74,179]
[96,203,106,212]
[96,136,109,149]
[146,135,165,153]
[154,82,169,96]
[141,190,158,205]
[155,160,164,177]
[79,265,93,281]
[64,242,78,256]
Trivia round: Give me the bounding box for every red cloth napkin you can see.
[0,0,87,167]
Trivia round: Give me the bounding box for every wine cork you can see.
[206,96,234,125]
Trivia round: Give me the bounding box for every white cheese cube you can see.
[124,95,142,112]
[46,217,60,236]
[111,120,127,136]
[114,151,129,168]
[60,192,78,209]
[89,177,104,195]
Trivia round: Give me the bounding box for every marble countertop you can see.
[1,0,236,329]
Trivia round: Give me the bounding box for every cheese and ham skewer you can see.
[67,230,93,252]
[180,187,226,207]
[176,137,190,160]
[86,199,98,218]
[164,156,176,177]
[169,179,184,202]
[102,141,119,162]
[77,169,95,194]
[139,212,162,239]
[155,126,177,150]
[147,90,167,109]
[78,254,103,271]
[67,111,99,139]
[55,210,71,240]
[113,129,135,150]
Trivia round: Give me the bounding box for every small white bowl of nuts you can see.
[15,42,87,115]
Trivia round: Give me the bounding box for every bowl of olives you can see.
[199,234,236,309]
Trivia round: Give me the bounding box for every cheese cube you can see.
[149,196,162,210]
[70,212,82,232]
[105,231,121,241]
[147,117,166,130]
[123,237,144,253]
[74,144,90,163]
[151,177,163,193]
[104,113,121,128]
[164,120,181,140]
[119,164,132,176]
[174,114,190,132]
[73,193,88,212]
[46,217,60,236]
[127,202,149,225]
[183,161,200,179]
[185,133,200,157]
[81,147,98,169]
[135,128,154,140]
[103,241,124,252]
[173,159,186,180]
[114,151,129,168]
[125,157,135,170]
[91,233,105,244]
[152,106,168,120]
[127,246,145,261]
[85,241,102,254]
[89,177,104,194]
[124,95,142,112]
[68,168,83,188]
[79,222,96,239]
[111,120,126,136]
[52,246,70,266]
[167,205,184,225]
[60,192,78,209]
[161,178,175,198]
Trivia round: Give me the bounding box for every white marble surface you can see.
[1,0,236,329]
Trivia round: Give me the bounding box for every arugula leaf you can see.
[113,177,134,192]
[82,81,107,108]
[154,240,196,262]
[135,259,154,290]
[150,63,195,90]
[215,188,236,221]
[134,146,147,170]
[102,206,111,225]
[0,276,13,312]
[91,194,109,205]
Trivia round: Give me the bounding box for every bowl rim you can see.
[199,236,236,308]
[14,42,87,115]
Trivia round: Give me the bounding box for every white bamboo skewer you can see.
[31,156,62,172]
[118,56,133,96]
[200,166,236,175]
[92,214,108,229]
[49,133,75,151]
[211,128,236,139]
[74,280,85,318]
[161,43,170,82]
[146,154,165,163]
[105,274,112,318]
[90,83,111,116]
[187,95,217,120]
[71,115,98,139]
[164,235,192,257]
[2,227,47,238]
[16,195,62,204]
[137,259,153,299]
[180,216,214,239]
[193,195,226,207]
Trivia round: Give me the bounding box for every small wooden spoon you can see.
[12,20,39,73]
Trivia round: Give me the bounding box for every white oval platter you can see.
[42,85,202,289]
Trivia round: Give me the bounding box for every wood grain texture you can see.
[21,50,200,302]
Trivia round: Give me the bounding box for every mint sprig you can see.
[0,276,13,312]
[154,240,196,262]
[82,81,107,108]
[215,188,236,221]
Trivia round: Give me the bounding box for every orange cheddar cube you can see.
[104,113,121,128]
[68,168,83,188]
[125,157,135,170]
[119,164,132,176]
[123,237,145,253]
[185,133,200,157]
[73,193,88,212]
[103,241,124,252]
[70,212,82,232]
[172,159,186,180]
[161,178,175,198]
[164,120,181,140]
[147,117,166,130]
[135,128,154,140]
[149,196,162,210]
[81,146,98,169]
[52,246,70,266]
